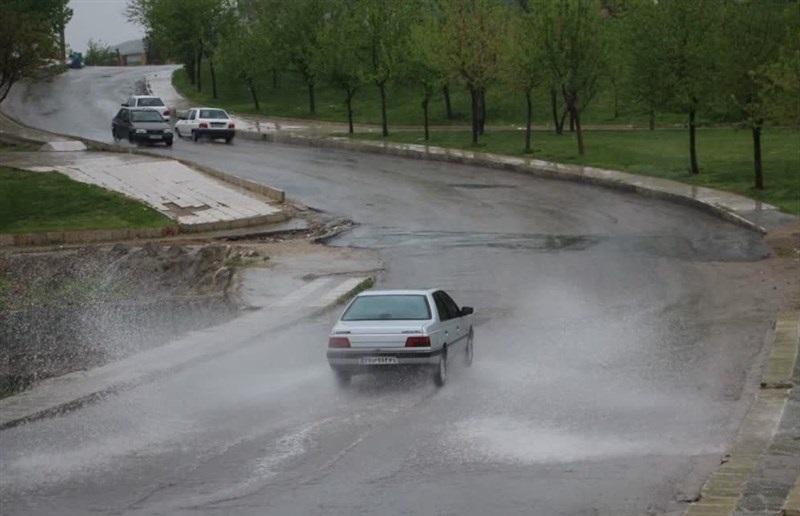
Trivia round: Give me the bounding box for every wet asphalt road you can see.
[0,66,784,515]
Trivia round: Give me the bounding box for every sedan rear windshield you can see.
[138,98,165,107]
[131,110,164,122]
[199,109,230,119]
[342,295,431,321]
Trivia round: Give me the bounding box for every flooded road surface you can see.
[0,67,785,515]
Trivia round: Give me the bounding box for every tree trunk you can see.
[470,87,479,145]
[689,104,699,174]
[572,105,585,155]
[59,25,66,61]
[443,84,453,119]
[524,89,533,154]
[378,82,388,137]
[613,88,619,120]
[649,110,655,131]
[272,68,279,89]
[478,89,486,135]
[422,97,430,141]
[196,48,202,92]
[209,59,218,99]
[752,122,764,189]
[186,56,196,85]
[569,111,575,132]
[550,88,563,135]
[346,91,354,134]
[559,109,568,134]
[247,78,260,111]
[308,83,316,114]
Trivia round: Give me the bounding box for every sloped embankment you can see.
[0,243,257,397]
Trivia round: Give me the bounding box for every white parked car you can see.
[122,95,171,122]
[327,289,475,387]
[174,107,236,143]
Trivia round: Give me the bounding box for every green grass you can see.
[350,128,800,216]
[0,167,173,233]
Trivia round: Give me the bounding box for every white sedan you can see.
[174,107,236,143]
[327,289,475,387]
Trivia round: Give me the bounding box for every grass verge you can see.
[349,128,800,216]
[335,277,375,306]
[0,167,173,233]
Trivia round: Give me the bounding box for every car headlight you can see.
[164,129,173,133]
[136,129,147,134]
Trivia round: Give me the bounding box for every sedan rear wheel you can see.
[128,132,134,144]
[112,128,119,141]
[192,130,199,142]
[175,127,181,138]
[434,349,447,387]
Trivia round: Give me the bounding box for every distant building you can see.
[113,38,146,66]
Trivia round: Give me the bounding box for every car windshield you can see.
[131,110,164,122]
[138,97,165,107]
[341,295,431,321]
[199,109,229,119]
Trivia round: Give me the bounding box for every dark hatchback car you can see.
[112,107,173,146]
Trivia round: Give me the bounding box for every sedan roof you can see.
[357,289,437,297]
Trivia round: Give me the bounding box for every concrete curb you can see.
[0,225,179,247]
[0,273,376,431]
[239,130,771,234]
[684,311,800,516]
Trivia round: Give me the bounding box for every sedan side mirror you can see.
[121,103,128,107]
[460,306,474,316]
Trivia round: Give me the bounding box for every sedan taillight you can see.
[199,122,208,129]
[405,336,431,347]
[329,337,351,348]
[164,109,170,116]
[228,123,235,129]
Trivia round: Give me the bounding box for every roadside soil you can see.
[0,217,354,398]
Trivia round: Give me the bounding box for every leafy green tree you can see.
[762,29,800,129]
[621,0,672,130]
[272,0,328,114]
[351,0,418,137]
[722,1,796,189]
[405,13,446,141]
[501,8,545,153]
[535,0,606,156]
[217,7,275,111]
[437,0,506,145]
[313,1,367,134]
[84,39,116,66]
[127,0,232,97]
[626,0,725,174]
[0,0,64,104]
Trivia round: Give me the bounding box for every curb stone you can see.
[684,312,800,516]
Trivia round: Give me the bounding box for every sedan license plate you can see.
[211,122,225,128]
[149,134,162,139]
[359,356,398,366]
